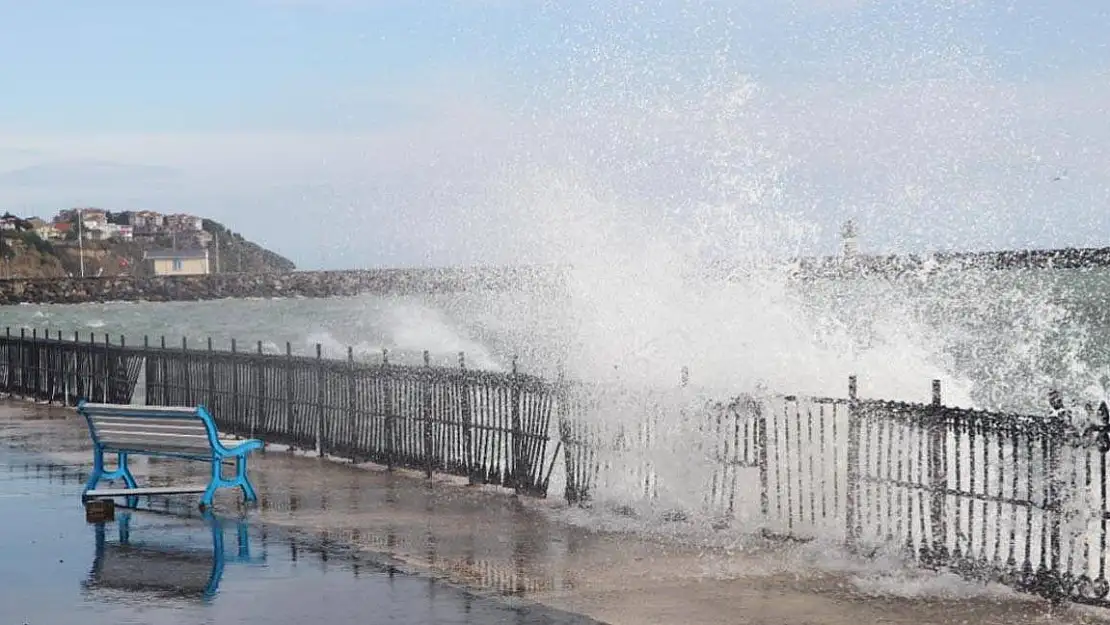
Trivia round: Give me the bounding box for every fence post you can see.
[206,337,215,411]
[1045,417,1064,594]
[845,375,861,550]
[31,328,39,401]
[159,336,167,405]
[4,328,11,395]
[18,328,26,398]
[75,330,84,402]
[60,330,69,406]
[118,335,127,404]
[383,348,394,471]
[48,329,57,403]
[254,341,264,441]
[555,363,580,503]
[52,328,61,402]
[41,329,50,402]
[316,343,325,458]
[927,379,948,566]
[460,352,477,485]
[102,333,111,403]
[423,350,434,479]
[756,395,770,519]
[49,328,58,403]
[511,356,523,495]
[346,346,355,459]
[51,329,62,404]
[285,342,294,451]
[142,336,151,406]
[182,337,191,405]
[231,339,240,430]
[89,332,97,402]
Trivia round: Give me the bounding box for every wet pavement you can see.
[5,399,1110,625]
[0,446,602,625]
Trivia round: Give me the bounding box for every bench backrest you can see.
[79,402,220,456]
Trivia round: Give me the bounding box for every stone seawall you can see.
[0,266,562,306]
[4,244,1107,306]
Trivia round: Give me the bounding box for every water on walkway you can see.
[7,400,1110,625]
[0,446,600,625]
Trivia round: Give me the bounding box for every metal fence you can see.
[0,328,557,496]
[8,326,1110,606]
[559,376,1110,607]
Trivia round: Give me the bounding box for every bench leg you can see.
[236,456,258,503]
[117,453,139,490]
[83,447,106,498]
[200,454,259,510]
[201,458,221,510]
[83,450,139,504]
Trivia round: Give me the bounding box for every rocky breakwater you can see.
[0,265,564,306]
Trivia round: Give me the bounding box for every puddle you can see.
[0,447,601,625]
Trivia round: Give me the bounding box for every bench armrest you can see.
[215,438,263,458]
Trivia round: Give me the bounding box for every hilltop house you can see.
[164,213,203,232]
[130,210,165,230]
[143,248,210,276]
[35,222,60,240]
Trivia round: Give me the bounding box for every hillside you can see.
[0,212,295,279]
[201,219,296,274]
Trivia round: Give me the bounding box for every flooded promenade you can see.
[4,400,1110,625]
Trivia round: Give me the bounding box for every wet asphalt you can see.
[0,446,603,625]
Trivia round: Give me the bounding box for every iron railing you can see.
[0,328,556,496]
[6,326,1110,607]
[558,376,1110,607]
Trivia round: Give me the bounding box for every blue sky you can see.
[2,1,1109,268]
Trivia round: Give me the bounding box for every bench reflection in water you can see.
[84,510,263,601]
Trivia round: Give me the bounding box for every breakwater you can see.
[794,245,1110,279]
[2,244,1110,306]
[0,265,561,305]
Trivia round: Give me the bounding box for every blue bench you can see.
[78,401,263,510]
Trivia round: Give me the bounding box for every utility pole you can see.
[78,208,86,278]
